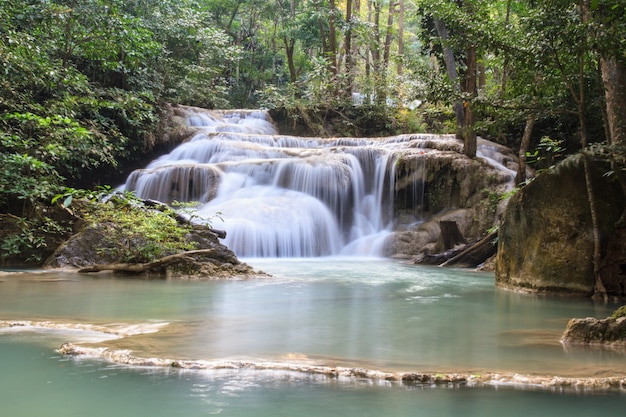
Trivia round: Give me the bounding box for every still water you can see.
[2,259,626,416]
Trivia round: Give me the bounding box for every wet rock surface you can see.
[56,341,626,392]
[387,138,516,264]
[495,155,626,297]
[561,316,626,345]
[562,306,626,345]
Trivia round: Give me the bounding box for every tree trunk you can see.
[499,0,512,97]
[600,56,626,147]
[577,1,607,301]
[582,152,608,302]
[433,17,464,138]
[328,0,338,74]
[344,0,354,91]
[283,0,297,83]
[316,1,328,56]
[353,0,361,70]
[463,45,477,158]
[382,0,395,71]
[371,1,384,104]
[436,221,467,251]
[365,0,372,81]
[440,230,498,268]
[283,37,297,83]
[397,0,405,75]
[516,115,535,186]
[78,249,217,274]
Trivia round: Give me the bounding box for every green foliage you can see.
[81,191,197,263]
[0,0,161,216]
[0,217,48,262]
[416,104,457,134]
[526,136,566,171]
[52,185,116,208]
[0,151,61,213]
[0,212,73,264]
[499,187,519,202]
[151,3,242,108]
[258,57,352,113]
[2,0,626,263]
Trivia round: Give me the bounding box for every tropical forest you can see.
[2,1,626,413]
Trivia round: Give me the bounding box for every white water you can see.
[123,108,515,257]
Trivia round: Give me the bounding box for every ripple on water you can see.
[406,293,460,303]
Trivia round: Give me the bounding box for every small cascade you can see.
[122,108,517,258]
[476,141,518,189]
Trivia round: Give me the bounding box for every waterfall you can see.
[121,108,517,258]
[122,109,401,257]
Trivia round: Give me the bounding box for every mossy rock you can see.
[612,305,626,319]
[495,154,626,297]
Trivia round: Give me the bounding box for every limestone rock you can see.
[388,138,514,261]
[561,316,626,345]
[495,155,626,297]
[43,222,259,279]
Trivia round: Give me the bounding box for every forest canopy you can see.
[1,0,625,263]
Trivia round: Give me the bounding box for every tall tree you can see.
[588,1,626,147]
[277,0,298,83]
[397,0,405,75]
[344,0,355,87]
[426,0,483,153]
[328,0,338,74]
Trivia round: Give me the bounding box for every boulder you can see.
[561,316,626,345]
[495,154,626,297]
[44,222,260,279]
[387,138,515,261]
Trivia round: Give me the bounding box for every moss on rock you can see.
[495,154,626,297]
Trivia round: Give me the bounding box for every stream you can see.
[1,259,626,416]
[2,109,625,415]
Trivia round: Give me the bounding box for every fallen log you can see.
[439,230,498,268]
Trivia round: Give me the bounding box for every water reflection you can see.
[1,336,626,417]
[1,260,624,379]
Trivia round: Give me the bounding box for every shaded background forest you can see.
[1,0,625,263]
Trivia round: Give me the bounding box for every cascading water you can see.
[123,108,401,257]
[122,107,517,258]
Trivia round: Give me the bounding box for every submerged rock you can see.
[562,306,626,345]
[561,316,626,345]
[56,341,626,391]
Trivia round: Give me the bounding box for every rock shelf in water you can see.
[4,318,626,392]
[55,342,626,392]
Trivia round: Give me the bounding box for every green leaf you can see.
[63,195,73,208]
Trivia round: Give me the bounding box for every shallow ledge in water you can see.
[0,320,169,338]
[56,342,626,393]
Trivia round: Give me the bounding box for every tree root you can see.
[78,249,217,274]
